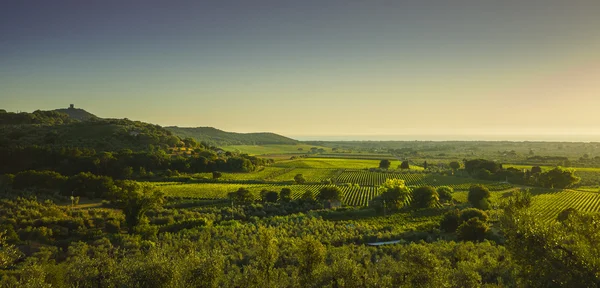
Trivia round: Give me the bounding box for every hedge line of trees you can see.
[0,146,271,178]
[464,159,580,188]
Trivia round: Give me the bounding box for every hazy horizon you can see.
[2,1,600,137]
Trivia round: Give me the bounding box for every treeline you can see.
[0,110,76,125]
[464,159,580,188]
[0,118,181,152]
[0,146,271,180]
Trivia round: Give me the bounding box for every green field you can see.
[222,144,329,155]
[273,158,421,170]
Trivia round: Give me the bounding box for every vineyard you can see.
[528,189,600,223]
[273,158,404,169]
[269,168,342,182]
[154,179,513,207]
[154,182,380,206]
[336,170,512,191]
[191,166,286,181]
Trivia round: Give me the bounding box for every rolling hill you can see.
[55,105,99,121]
[165,126,299,146]
[0,110,179,152]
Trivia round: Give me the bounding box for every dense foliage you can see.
[2,110,600,286]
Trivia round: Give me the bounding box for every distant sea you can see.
[290,135,600,142]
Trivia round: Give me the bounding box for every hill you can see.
[165,126,298,146]
[0,110,179,152]
[55,106,98,121]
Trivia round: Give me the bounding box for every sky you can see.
[1,0,600,140]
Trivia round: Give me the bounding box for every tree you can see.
[557,207,578,223]
[449,161,461,172]
[62,172,117,199]
[317,186,342,202]
[440,209,461,233]
[457,218,489,242]
[212,171,222,179]
[411,186,439,208]
[379,159,391,169]
[111,181,164,231]
[531,166,542,174]
[0,231,21,269]
[468,185,491,210]
[437,186,454,203]
[279,188,292,202]
[459,208,489,223]
[253,227,279,287]
[538,167,580,189]
[464,159,502,175]
[263,191,279,203]
[294,174,306,184]
[372,179,411,213]
[400,161,410,170]
[501,194,600,287]
[300,190,315,202]
[185,251,225,288]
[423,161,428,170]
[227,188,255,205]
[297,236,326,286]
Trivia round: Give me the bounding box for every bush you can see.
[440,209,460,233]
[411,186,439,208]
[437,186,453,203]
[456,218,489,242]
[280,188,292,202]
[294,174,306,184]
[13,170,67,191]
[317,186,342,202]
[459,208,488,223]
[468,185,491,210]
[105,219,121,234]
[557,207,578,223]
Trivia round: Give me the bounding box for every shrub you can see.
[411,186,439,208]
[317,186,342,202]
[294,174,306,184]
[456,218,489,242]
[437,186,454,203]
[459,208,488,223]
[557,207,578,223]
[468,185,491,210]
[440,209,460,233]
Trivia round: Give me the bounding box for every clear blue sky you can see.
[2,0,600,138]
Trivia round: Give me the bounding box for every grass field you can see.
[222,144,329,155]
